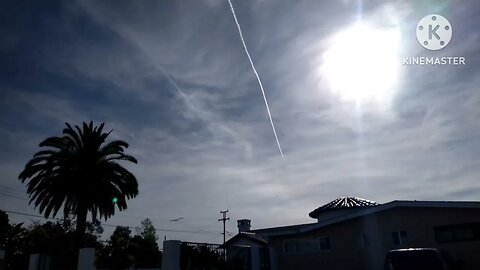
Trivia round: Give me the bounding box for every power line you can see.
[0,185,29,201]
[0,186,223,235]
[0,195,223,235]
[0,181,225,236]
[2,209,222,235]
[102,223,220,235]
[3,210,59,221]
[0,192,28,201]
[116,212,177,222]
[118,213,222,235]
[0,190,219,230]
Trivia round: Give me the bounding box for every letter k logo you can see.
[429,24,440,40]
[416,14,452,50]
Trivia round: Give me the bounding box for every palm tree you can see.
[19,121,138,248]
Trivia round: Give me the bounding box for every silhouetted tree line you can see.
[0,210,161,270]
[180,242,225,270]
[97,219,162,269]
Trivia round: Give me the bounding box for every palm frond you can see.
[18,121,139,223]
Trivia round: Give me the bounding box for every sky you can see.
[1,0,480,244]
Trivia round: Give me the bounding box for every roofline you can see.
[250,222,316,233]
[382,200,480,210]
[301,200,480,234]
[309,206,357,218]
[219,232,268,248]
[250,200,480,237]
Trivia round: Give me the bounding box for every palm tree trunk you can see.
[75,204,88,249]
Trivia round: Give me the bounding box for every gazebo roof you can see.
[309,197,379,218]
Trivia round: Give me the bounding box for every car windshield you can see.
[386,250,444,270]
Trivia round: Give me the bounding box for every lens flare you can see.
[321,23,401,107]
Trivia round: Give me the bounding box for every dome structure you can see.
[309,196,379,218]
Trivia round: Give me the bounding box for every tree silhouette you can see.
[132,218,161,268]
[106,226,134,269]
[18,121,138,248]
[138,218,158,243]
[0,210,8,247]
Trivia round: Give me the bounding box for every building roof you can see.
[219,232,268,248]
[309,196,379,218]
[248,200,480,238]
[249,222,317,237]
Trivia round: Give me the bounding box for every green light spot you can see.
[112,197,118,204]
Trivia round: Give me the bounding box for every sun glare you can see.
[321,23,401,106]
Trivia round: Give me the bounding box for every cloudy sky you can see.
[1,0,480,244]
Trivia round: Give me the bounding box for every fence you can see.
[162,240,226,270]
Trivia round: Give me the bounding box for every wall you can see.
[162,240,181,270]
[268,207,480,270]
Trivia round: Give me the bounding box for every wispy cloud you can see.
[1,0,480,243]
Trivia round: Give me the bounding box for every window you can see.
[296,239,319,253]
[283,238,326,253]
[434,222,480,243]
[283,239,318,253]
[392,231,407,245]
[319,237,331,251]
[360,234,370,248]
[283,240,296,253]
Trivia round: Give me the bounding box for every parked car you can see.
[384,248,464,270]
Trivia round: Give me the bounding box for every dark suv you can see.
[384,248,463,270]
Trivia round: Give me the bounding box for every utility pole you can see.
[218,209,230,245]
[218,209,230,262]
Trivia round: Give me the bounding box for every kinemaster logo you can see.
[403,14,466,66]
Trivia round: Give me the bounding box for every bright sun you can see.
[321,23,401,105]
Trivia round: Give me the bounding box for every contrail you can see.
[227,0,284,157]
[157,64,197,110]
